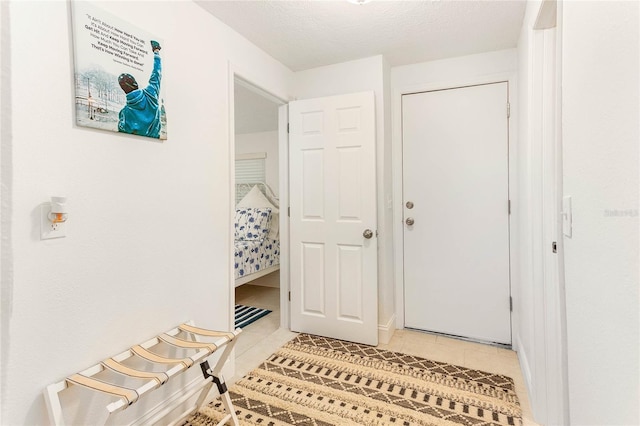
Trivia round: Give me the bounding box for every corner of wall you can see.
[378,314,396,345]
[0,2,13,421]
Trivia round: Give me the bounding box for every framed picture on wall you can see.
[71,2,167,140]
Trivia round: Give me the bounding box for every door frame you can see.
[529,1,570,422]
[391,72,518,333]
[227,62,291,332]
[400,82,512,344]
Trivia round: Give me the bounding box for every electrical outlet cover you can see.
[41,205,66,239]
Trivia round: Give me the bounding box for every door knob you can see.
[406,201,414,209]
[405,217,415,226]
[363,229,373,239]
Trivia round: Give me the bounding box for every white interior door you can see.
[289,91,378,346]
[402,82,511,345]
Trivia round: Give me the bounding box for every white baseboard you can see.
[378,315,397,345]
[513,334,534,404]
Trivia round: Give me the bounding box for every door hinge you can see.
[508,199,511,215]
[507,102,511,118]
[510,296,513,312]
[552,241,557,253]
[288,291,291,302]
[287,123,290,133]
[288,206,290,217]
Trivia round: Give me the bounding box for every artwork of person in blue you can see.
[117,40,162,138]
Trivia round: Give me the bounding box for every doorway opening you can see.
[231,76,291,366]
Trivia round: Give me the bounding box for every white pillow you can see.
[237,185,279,239]
[234,207,272,241]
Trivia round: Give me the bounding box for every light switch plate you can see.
[41,205,66,239]
[562,196,572,238]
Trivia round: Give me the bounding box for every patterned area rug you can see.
[185,334,522,426]
[235,304,272,329]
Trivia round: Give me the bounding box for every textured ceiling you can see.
[197,0,526,71]
[235,82,279,134]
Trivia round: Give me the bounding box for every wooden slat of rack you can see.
[101,358,169,385]
[178,323,236,340]
[66,374,139,405]
[111,348,186,383]
[130,345,193,369]
[158,334,217,353]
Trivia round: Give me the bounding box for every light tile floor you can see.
[233,285,540,426]
[233,284,297,381]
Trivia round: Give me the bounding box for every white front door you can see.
[289,91,378,346]
[402,82,511,345]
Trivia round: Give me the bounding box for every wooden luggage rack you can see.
[44,322,242,426]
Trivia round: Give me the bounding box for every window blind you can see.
[235,153,266,203]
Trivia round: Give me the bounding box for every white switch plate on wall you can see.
[41,205,66,239]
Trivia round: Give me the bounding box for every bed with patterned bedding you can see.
[234,238,280,281]
[234,183,281,287]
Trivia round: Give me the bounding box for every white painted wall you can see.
[391,49,518,90]
[380,55,395,340]
[0,2,6,414]
[0,1,292,424]
[390,49,518,333]
[293,56,395,340]
[235,131,279,196]
[561,2,639,424]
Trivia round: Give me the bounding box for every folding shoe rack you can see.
[44,322,242,426]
